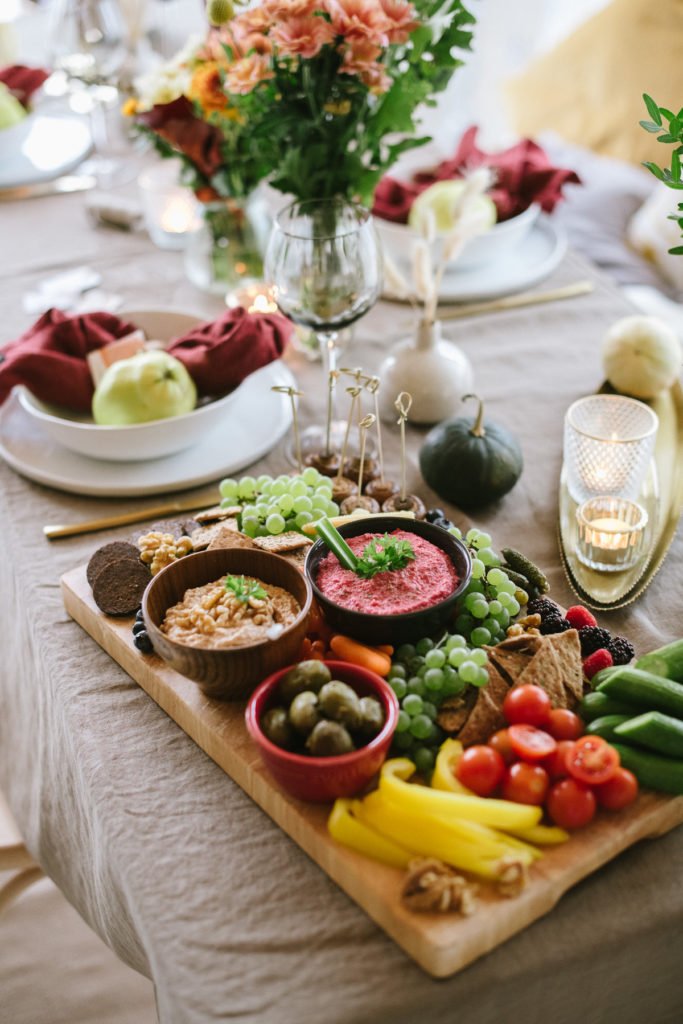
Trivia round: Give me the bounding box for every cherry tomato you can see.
[455,745,506,797]
[547,708,584,741]
[567,735,620,786]
[488,728,516,765]
[508,724,557,762]
[594,768,639,810]
[546,778,596,829]
[543,740,577,780]
[501,762,549,805]
[502,685,552,727]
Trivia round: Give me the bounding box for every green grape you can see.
[289,478,307,497]
[455,613,475,636]
[448,647,469,668]
[395,644,416,662]
[427,722,443,743]
[424,668,444,691]
[465,593,485,614]
[478,547,500,567]
[255,524,270,537]
[488,599,503,617]
[515,589,529,606]
[393,731,414,752]
[413,747,436,775]
[278,494,294,514]
[472,665,489,687]
[302,466,320,485]
[220,497,236,509]
[403,693,424,717]
[292,495,313,513]
[406,678,425,697]
[219,477,238,498]
[265,513,286,534]
[388,663,407,679]
[470,601,489,621]
[270,480,287,496]
[409,714,432,740]
[395,709,411,733]
[471,626,491,646]
[482,617,499,636]
[470,648,488,667]
[422,701,438,721]
[415,637,435,656]
[253,502,269,518]
[464,579,485,595]
[315,485,333,500]
[471,558,485,580]
[493,607,510,627]
[389,678,407,700]
[487,567,507,588]
[237,475,257,499]
[498,591,516,610]
[472,531,492,549]
[311,496,329,512]
[497,578,517,596]
[458,660,479,684]
[256,474,272,489]
[242,519,258,538]
[407,656,424,675]
[465,528,480,545]
[425,648,446,669]
[326,500,340,516]
[447,526,462,540]
[446,634,467,651]
[295,511,313,529]
[415,664,428,680]
[442,671,466,697]
[507,597,521,616]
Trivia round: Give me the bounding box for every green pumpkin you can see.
[419,395,523,510]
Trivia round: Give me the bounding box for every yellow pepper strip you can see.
[352,793,526,881]
[380,758,542,831]
[432,739,474,795]
[327,799,413,869]
[504,824,570,845]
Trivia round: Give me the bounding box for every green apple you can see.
[0,83,26,132]
[408,180,497,236]
[92,351,197,425]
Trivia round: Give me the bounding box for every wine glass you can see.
[265,197,383,462]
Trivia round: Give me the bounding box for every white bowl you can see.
[15,309,255,463]
[374,202,540,273]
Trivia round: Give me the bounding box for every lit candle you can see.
[227,282,279,315]
[138,166,199,251]
[159,195,197,234]
[576,498,648,573]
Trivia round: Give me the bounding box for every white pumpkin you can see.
[602,315,682,399]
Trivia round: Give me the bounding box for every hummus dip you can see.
[316,530,458,615]
[161,574,300,649]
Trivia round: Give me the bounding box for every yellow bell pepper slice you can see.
[380,758,542,831]
[327,798,413,869]
[432,739,473,795]
[504,824,570,845]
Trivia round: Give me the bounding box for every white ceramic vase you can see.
[379,320,474,425]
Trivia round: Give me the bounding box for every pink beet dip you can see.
[315,529,459,616]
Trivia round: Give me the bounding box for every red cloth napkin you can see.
[167,307,292,398]
[0,307,293,411]
[0,65,50,108]
[373,126,581,224]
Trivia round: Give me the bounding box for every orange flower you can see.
[378,0,418,44]
[340,37,382,73]
[271,14,336,59]
[121,96,139,116]
[224,53,274,95]
[264,0,319,17]
[326,0,390,45]
[360,62,392,94]
[188,62,230,113]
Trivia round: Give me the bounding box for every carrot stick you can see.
[376,645,394,656]
[329,635,392,677]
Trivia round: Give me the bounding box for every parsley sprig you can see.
[225,575,267,604]
[355,534,416,580]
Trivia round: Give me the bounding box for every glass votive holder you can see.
[576,496,649,572]
[138,163,200,251]
[564,395,658,503]
[226,281,279,314]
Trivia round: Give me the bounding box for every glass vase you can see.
[184,192,271,297]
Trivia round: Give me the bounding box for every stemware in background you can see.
[265,197,383,461]
[47,0,134,186]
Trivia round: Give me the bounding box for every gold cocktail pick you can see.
[340,366,366,386]
[336,385,361,483]
[357,413,376,494]
[366,376,385,484]
[272,384,304,472]
[394,391,413,503]
[325,369,339,457]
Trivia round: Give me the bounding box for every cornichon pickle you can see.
[501,548,549,593]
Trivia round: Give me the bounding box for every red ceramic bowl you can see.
[245,660,399,803]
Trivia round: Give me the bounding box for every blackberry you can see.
[540,615,571,635]
[608,635,635,666]
[528,597,561,620]
[426,508,446,524]
[579,626,612,657]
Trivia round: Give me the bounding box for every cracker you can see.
[86,542,141,589]
[190,519,239,551]
[252,531,313,554]
[131,518,186,543]
[91,559,151,617]
[515,642,566,707]
[208,527,257,551]
[279,548,309,572]
[457,664,510,746]
[546,629,584,706]
[194,504,241,524]
[437,689,477,735]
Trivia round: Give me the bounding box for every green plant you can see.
[640,93,683,254]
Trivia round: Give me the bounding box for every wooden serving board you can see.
[62,564,683,978]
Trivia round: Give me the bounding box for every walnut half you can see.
[401,859,478,915]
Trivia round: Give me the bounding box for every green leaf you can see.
[659,107,676,122]
[657,134,676,144]
[668,245,683,255]
[643,93,662,125]
[639,120,662,133]
[672,150,682,182]
[225,575,268,604]
[643,161,667,181]
[354,534,416,579]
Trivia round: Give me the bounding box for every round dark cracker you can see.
[86,542,142,589]
[91,559,152,617]
[130,518,187,544]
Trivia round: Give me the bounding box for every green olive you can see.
[261,707,294,750]
[288,691,321,736]
[359,696,385,738]
[306,720,355,757]
[318,680,363,731]
[279,660,332,705]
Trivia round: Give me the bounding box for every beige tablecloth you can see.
[1,187,682,1024]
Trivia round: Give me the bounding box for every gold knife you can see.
[0,174,97,202]
[44,489,220,541]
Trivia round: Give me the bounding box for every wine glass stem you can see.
[319,330,338,456]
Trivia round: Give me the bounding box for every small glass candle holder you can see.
[138,164,199,251]
[576,496,649,573]
[226,281,279,314]
[564,395,658,503]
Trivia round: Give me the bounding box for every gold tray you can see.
[558,381,683,610]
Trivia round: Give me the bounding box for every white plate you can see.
[385,216,567,304]
[0,113,92,189]
[0,361,296,497]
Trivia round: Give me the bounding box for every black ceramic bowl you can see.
[304,516,472,645]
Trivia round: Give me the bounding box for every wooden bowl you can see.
[142,548,312,701]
